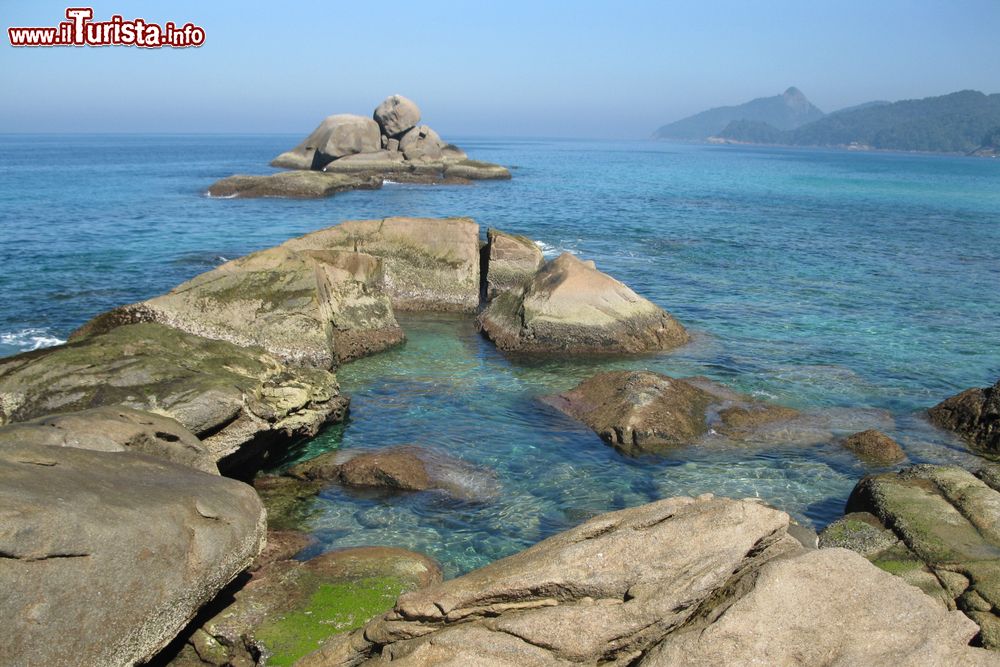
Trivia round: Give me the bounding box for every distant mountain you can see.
[829,100,890,116]
[970,125,1000,156]
[653,87,825,140]
[711,90,1000,154]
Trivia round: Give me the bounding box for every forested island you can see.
[656,89,1000,155]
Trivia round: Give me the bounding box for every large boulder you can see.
[73,246,404,368]
[206,171,381,199]
[373,95,421,137]
[477,252,688,354]
[298,495,989,666]
[928,379,1000,454]
[165,547,441,667]
[833,464,1000,648]
[398,125,446,162]
[0,323,348,473]
[542,371,800,455]
[0,406,216,473]
[271,114,382,170]
[483,228,545,300]
[283,217,481,312]
[0,441,265,667]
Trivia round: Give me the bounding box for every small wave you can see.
[534,240,577,258]
[383,180,403,185]
[1,328,66,352]
[204,191,238,199]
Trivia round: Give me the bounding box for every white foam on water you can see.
[533,240,577,258]
[0,328,66,352]
[204,191,238,199]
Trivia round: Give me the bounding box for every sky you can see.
[2,0,999,138]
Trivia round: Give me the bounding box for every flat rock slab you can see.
[0,442,265,667]
[0,323,348,473]
[207,171,382,199]
[0,406,216,473]
[298,495,988,666]
[74,247,404,368]
[283,217,482,312]
[840,464,1000,648]
[478,252,688,355]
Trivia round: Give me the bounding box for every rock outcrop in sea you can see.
[207,95,510,198]
[298,495,991,666]
[478,253,689,355]
[928,378,1000,454]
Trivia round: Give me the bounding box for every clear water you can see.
[2,135,999,576]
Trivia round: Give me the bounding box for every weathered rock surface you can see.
[0,442,265,667]
[842,428,907,464]
[928,379,1000,454]
[543,371,804,456]
[165,547,441,667]
[373,95,421,137]
[297,495,989,666]
[0,323,348,473]
[837,464,1000,648]
[283,217,481,312]
[399,125,446,162]
[271,114,383,170]
[483,228,545,300]
[0,406,216,473]
[207,171,382,199]
[478,253,688,354]
[74,246,404,368]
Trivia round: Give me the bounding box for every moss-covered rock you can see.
[841,428,907,465]
[283,217,482,313]
[0,323,348,474]
[841,464,1000,648]
[166,547,441,667]
[73,247,404,368]
[478,252,688,355]
[207,171,382,199]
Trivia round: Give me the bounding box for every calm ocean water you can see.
[2,135,999,575]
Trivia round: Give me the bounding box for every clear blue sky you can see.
[2,0,999,138]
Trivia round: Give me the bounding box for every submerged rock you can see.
[166,547,441,667]
[74,246,404,368]
[928,378,1000,454]
[206,171,382,199]
[0,406,216,473]
[298,495,988,666]
[271,114,383,170]
[0,442,265,667]
[287,444,500,501]
[0,323,348,473]
[283,216,482,312]
[842,428,907,465]
[543,370,803,456]
[483,228,545,300]
[478,253,688,355]
[837,464,1000,648]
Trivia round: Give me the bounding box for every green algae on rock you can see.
[165,547,441,667]
[831,464,1000,648]
[73,246,404,368]
[0,323,348,473]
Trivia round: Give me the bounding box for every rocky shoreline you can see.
[207,96,511,199]
[2,216,999,665]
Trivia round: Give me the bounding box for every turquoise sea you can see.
[2,135,999,576]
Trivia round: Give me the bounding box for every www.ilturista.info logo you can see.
[8,8,205,48]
